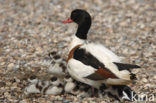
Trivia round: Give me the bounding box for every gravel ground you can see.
[0,0,156,103]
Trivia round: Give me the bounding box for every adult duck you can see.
[63,9,140,89]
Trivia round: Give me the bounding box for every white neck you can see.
[69,36,85,51]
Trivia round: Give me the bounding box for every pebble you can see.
[36,47,43,54]
[8,63,15,70]
[1,62,5,65]
[135,59,141,63]
[63,99,72,103]
[19,99,28,103]
[144,84,151,88]
[142,78,148,83]
[0,36,2,41]
[13,65,20,71]
[0,82,6,87]
[153,75,156,80]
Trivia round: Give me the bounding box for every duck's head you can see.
[63,9,92,40]
[63,9,91,25]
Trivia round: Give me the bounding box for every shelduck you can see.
[63,9,140,88]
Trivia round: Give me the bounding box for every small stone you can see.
[144,84,151,88]
[135,59,140,63]
[8,63,14,69]
[63,100,72,103]
[0,36,2,41]
[0,82,6,87]
[1,62,5,65]
[101,101,107,103]
[142,78,148,83]
[36,47,43,54]
[56,97,63,101]
[0,69,4,73]
[140,24,145,29]
[153,75,156,80]
[132,69,139,74]
[13,65,20,71]
[19,99,28,103]
[119,21,127,26]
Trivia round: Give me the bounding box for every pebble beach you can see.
[0,0,156,103]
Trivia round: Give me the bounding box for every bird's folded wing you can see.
[85,68,118,80]
[71,47,118,80]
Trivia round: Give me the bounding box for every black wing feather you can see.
[85,73,104,80]
[113,62,140,71]
[73,48,105,69]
